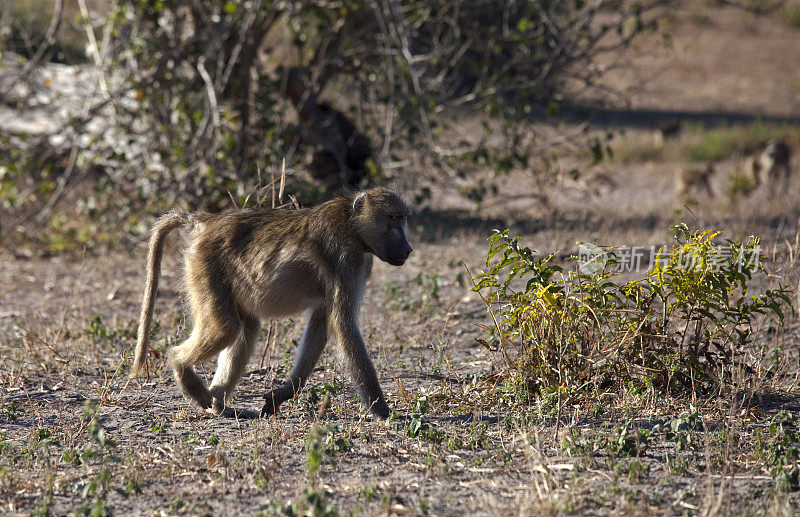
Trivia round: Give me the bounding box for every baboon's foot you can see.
[208,385,227,415]
[173,365,213,410]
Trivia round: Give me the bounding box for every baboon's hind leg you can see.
[169,314,240,410]
[208,313,260,414]
[261,307,327,417]
[704,178,714,198]
[783,163,792,190]
[769,176,778,198]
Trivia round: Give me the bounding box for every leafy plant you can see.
[1,402,23,422]
[299,424,346,516]
[405,396,445,444]
[87,315,114,341]
[563,422,651,458]
[615,458,650,483]
[74,403,116,516]
[471,225,792,406]
[304,424,352,474]
[762,410,800,491]
[661,410,700,453]
[304,379,342,413]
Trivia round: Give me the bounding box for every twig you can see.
[381,0,478,158]
[218,0,269,91]
[196,56,220,129]
[462,261,507,360]
[384,0,437,152]
[278,158,286,204]
[369,2,396,160]
[258,322,274,370]
[352,400,378,436]
[270,164,276,209]
[77,0,110,99]
[227,190,239,209]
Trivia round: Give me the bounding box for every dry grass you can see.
[2,188,800,514]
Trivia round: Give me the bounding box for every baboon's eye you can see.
[389,215,405,221]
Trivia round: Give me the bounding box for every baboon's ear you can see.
[352,192,366,213]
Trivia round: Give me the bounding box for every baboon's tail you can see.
[131,209,190,377]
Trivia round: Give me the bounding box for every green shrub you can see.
[612,140,665,164]
[728,164,758,200]
[780,2,800,29]
[687,133,732,162]
[764,411,800,491]
[471,225,792,406]
[683,122,800,163]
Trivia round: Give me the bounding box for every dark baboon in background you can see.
[284,68,374,189]
[750,140,792,196]
[742,140,792,196]
[654,119,681,145]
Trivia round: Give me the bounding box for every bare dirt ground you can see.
[4,2,800,516]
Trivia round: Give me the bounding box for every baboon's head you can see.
[764,139,788,161]
[353,187,413,266]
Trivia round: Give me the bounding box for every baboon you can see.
[563,168,616,197]
[745,139,792,196]
[132,187,412,419]
[676,162,715,199]
[654,119,681,145]
[283,67,373,188]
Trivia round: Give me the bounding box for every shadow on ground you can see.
[552,103,800,129]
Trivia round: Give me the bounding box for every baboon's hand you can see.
[371,398,391,419]
[260,392,282,418]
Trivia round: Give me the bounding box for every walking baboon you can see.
[746,139,792,196]
[562,168,616,198]
[676,162,715,199]
[132,187,412,419]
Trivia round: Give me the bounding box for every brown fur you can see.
[132,187,412,419]
[676,163,715,199]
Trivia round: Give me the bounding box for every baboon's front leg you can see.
[329,280,390,418]
[261,307,328,417]
[335,319,390,418]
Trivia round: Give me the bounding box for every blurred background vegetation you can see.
[4,1,800,255]
[0,0,669,253]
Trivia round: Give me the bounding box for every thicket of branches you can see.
[0,0,666,249]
